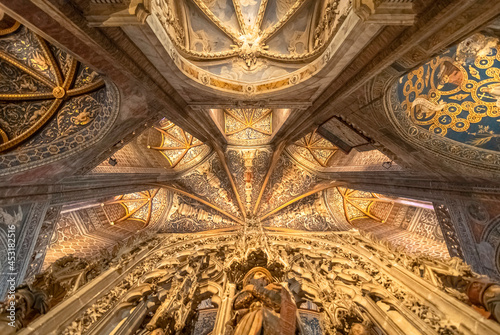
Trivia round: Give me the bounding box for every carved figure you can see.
[229,267,303,335]
[349,323,370,335]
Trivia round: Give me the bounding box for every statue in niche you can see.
[348,323,370,335]
[226,267,304,335]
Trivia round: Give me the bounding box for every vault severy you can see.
[147,0,352,96]
[74,116,450,265]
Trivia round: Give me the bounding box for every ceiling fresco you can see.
[159,192,239,233]
[287,129,338,167]
[43,188,171,268]
[387,32,500,169]
[148,118,211,170]
[82,115,405,228]
[258,152,321,216]
[0,22,118,175]
[224,108,272,145]
[34,103,451,267]
[40,179,450,271]
[226,147,272,215]
[330,187,389,224]
[261,187,396,232]
[150,0,351,95]
[263,191,348,231]
[91,128,168,174]
[7,1,500,318]
[104,188,168,228]
[176,152,242,218]
[39,97,448,261]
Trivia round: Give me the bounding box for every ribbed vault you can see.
[71,117,450,263]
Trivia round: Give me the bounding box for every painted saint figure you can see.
[435,61,463,91]
[228,267,303,335]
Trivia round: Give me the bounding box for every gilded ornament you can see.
[288,129,337,168]
[0,25,105,156]
[149,0,349,96]
[52,86,65,99]
[394,33,500,152]
[148,119,209,169]
[224,109,272,145]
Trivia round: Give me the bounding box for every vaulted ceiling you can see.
[43,114,451,270]
[93,115,399,227]
[153,0,350,83]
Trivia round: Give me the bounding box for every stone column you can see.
[355,296,405,335]
[433,200,483,273]
[111,299,154,335]
[23,206,62,281]
[0,201,50,298]
[213,278,236,335]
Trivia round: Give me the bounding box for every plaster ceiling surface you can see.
[0,9,456,272]
[287,129,338,167]
[92,116,404,234]
[224,108,273,145]
[107,189,162,227]
[0,21,399,233]
[148,0,352,97]
[149,118,211,170]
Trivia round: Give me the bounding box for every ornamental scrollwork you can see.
[4,229,500,334]
[0,19,119,175]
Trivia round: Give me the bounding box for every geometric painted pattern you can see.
[288,129,337,167]
[148,118,209,169]
[0,23,118,175]
[103,189,160,227]
[335,187,390,224]
[0,24,104,152]
[224,108,272,142]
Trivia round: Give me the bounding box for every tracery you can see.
[3,226,500,335]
